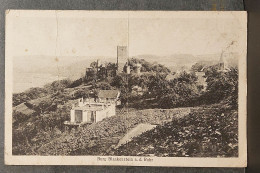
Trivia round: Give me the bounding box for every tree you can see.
[191,62,207,72]
[174,71,198,84]
[69,78,83,88]
[13,87,48,106]
[203,65,238,107]
[110,75,126,89]
[38,100,53,113]
[126,58,170,74]
[145,73,169,99]
[90,61,98,69]
[158,71,200,108]
[96,81,112,90]
[106,62,117,70]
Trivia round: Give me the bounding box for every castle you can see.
[85,46,141,81]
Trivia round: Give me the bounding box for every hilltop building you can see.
[85,60,117,81]
[117,46,128,73]
[85,46,143,81]
[218,51,226,71]
[85,67,96,81]
[135,63,142,74]
[64,90,120,126]
[217,51,233,72]
[64,100,116,126]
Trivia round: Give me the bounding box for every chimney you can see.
[78,97,84,107]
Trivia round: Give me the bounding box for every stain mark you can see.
[5,10,10,15]
[25,49,28,52]
[55,57,59,62]
[227,41,236,49]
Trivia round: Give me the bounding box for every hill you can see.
[134,52,238,72]
[12,58,238,156]
[13,55,115,92]
[113,103,238,157]
[16,107,192,155]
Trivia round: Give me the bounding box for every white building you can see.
[64,99,116,126]
[64,90,120,126]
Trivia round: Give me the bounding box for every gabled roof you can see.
[98,90,120,99]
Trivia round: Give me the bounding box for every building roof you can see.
[97,90,120,99]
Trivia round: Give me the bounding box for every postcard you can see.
[5,10,247,167]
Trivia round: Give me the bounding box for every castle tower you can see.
[117,46,128,73]
[218,50,230,71]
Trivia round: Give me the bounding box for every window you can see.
[75,110,83,123]
[91,111,96,123]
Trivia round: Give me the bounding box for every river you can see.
[13,72,66,93]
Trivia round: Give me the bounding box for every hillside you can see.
[13,100,238,157]
[113,103,238,157]
[12,57,238,157]
[13,107,192,155]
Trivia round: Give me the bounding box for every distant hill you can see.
[14,55,116,80]
[13,53,239,92]
[14,53,239,79]
[38,57,116,80]
[195,52,239,68]
[13,56,115,92]
[134,52,238,69]
[134,54,214,71]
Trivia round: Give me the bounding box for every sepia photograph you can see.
[5,10,247,167]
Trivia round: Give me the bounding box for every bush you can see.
[69,78,83,88]
[13,87,48,106]
[203,66,238,107]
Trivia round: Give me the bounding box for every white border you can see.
[5,10,247,167]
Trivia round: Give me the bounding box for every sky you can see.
[9,11,245,58]
[7,11,246,93]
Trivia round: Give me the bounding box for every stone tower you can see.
[117,46,128,73]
